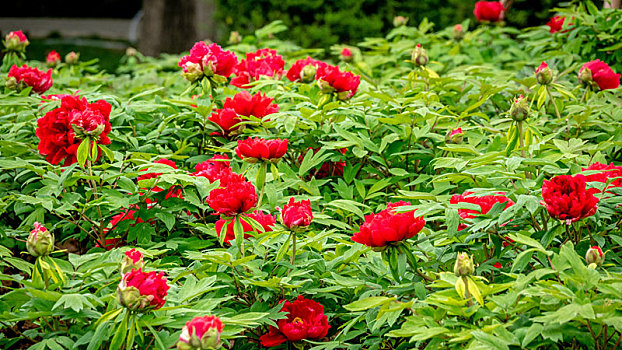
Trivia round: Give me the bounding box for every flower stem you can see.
[290,232,297,266]
[517,121,525,158]
[546,86,562,119]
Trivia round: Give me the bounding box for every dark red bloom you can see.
[235,137,288,162]
[582,162,622,190]
[286,57,323,83]
[579,60,620,91]
[473,1,505,22]
[231,48,284,88]
[493,262,503,269]
[281,198,313,229]
[119,268,169,310]
[547,15,567,33]
[216,210,276,244]
[207,173,258,216]
[542,174,599,224]
[7,64,53,94]
[46,50,61,67]
[36,95,111,166]
[259,296,330,347]
[449,192,515,231]
[351,201,424,247]
[209,91,279,137]
[316,64,360,100]
[178,41,238,81]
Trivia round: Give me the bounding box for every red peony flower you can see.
[316,63,360,100]
[136,158,183,199]
[209,91,279,137]
[36,95,111,166]
[281,198,313,229]
[207,173,258,216]
[286,57,323,83]
[178,41,238,82]
[125,248,143,264]
[493,262,503,269]
[235,137,288,162]
[192,155,234,184]
[473,1,505,22]
[231,48,285,88]
[216,210,276,244]
[582,162,622,190]
[351,201,425,247]
[579,60,620,91]
[547,15,567,33]
[46,50,61,67]
[449,192,515,231]
[120,248,144,274]
[7,64,53,94]
[179,315,224,349]
[95,237,123,250]
[117,268,169,310]
[259,296,330,347]
[541,174,599,224]
[340,47,353,62]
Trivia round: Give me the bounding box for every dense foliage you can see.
[1,1,622,349]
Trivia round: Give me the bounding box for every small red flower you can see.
[493,262,503,269]
[582,162,622,191]
[7,64,53,94]
[542,174,599,224]
[95,237,123,250]
[118,268,169,310]
[449,192,515,231]
[209,91,279,137]
[178,41,238,81]
[216,210,276,244]
[125,248,143,264]
[351,201,425,247]
[259,296,330,347]
[316,64,360,100]
[286,57,323,83]
[281,198,313,229]
[137,159,183,199]
[547,15,568,33]
[579,60,620,91]
[179,315,224,348]
[340,47,353,62]
[36,95,111,166]
[235,137,288,162]
[231,48,284,88]
[207,173,258,216]
[46,50,61,67]
[473,1,505,22]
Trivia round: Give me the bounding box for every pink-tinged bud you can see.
[446,127,464,144]
[393,16,409,27]
[411,44,428,66]
[182,62,204,82]
[453,24,464,40]
[177,315,224,350]
[586,246,604,267]
[280,198,313,230]
[300,64,318,84]
[536,62,553,85]
[46,50,61,67]
[117,269,169,312]
[228,31,241,45]
[340,48,353,63]
[4,30,29,52]
[120,248,145,275]
[454,252,475,277]
[65,51,80,65]
[510,95,528,122]
[27,222,54,257]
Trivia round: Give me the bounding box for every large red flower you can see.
[209,91,279,137]
[215,210,276,244]
[351,201,425,247]
[281,198,313,229]
[582,162,622,190]
[7,64,53,94]
[260,296,330,347]
[235,137,288,162]
[118,268,169,310]
[449,191,515,230]
[36,95,112,165]
[473,1,505,22]
[579,60,620,91]
[207,172,258,216]
[541,174,599,224]
[315,63,360,100]
[178,41,238,81]
[231,48,284,88]
[286,57,323,83]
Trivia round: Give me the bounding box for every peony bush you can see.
[0,2,621,349]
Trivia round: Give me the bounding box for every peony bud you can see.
[340,48,353,63]
[454,252,474,277]
[5,76,19,91]
[27,222,54,257]
[317,79,335,94]
[393,16,409,27]
[120,248,145,275]
[446,128,464,144]
[177,315,224,350]
[65,51,80,65]
[300,64,317,84]
[585,246,604,267]
[117,269,169,311]
[453,24,464,40]
[4,31,29,52]
[46,50,61,68]
[536,62,553,85]
[182,62,204,82]
[228,31,241,45]
[281,198,313,230]
[509,95,529,122]
[411,44,428,66]
[126,47,138,57]
[578,67,593,86]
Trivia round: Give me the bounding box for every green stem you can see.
[517,121,525,158]
[546,86,562,119]
[462,276,473,307]
[290,232,297,266]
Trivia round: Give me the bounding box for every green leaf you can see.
[344,296,394,311]
[76,139,90,167]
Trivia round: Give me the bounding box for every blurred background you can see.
[1,0,565,71]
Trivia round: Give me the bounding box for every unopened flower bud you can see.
[27,222,54,257]
[340,48,353,63]
[411,44,428,66]
[5,76,19,90]
[454,252,474,277]
[4,31,29,52]
[46,50,61,67]
[182,62,204,82]
[446,128,464,144]
[126,47,138,57]
[300,64,317,83]
[510,95,529,122]
[578,67,593,86]
[318,79,335,94]
[393,16,409,27]
[120,248,145,275]
[202,56,217,77]
[586,246,604,267]
[453,24,464,40]
[228,31,241,45]
[536,62,553,85]
[177,315,224,350]
[65,51,80,65]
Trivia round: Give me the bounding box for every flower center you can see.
[292,317,304,324]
